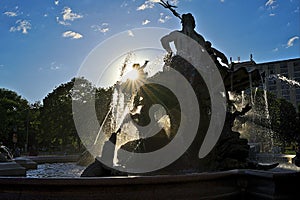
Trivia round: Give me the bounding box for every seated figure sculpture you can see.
[81,129,120,177]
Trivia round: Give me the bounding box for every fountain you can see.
[82,5,277,176]
[0,1,299,199]
[0,145,26,176]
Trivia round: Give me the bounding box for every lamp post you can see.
[25,108,29,153]
[295,138,300,167]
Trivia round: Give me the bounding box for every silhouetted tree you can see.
[40,79,78,152]
[0,88,30,151]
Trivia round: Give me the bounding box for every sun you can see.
[126,68,140,81]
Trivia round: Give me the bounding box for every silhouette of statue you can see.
[81,2,278,176]
[161,13,206,55]
[159,3,278,172]
[132,60,149,79]
[81,129,121,177]
[205,41,229,67]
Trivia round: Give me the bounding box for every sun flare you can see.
[126,68,140,81]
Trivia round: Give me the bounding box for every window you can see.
[283,96,290,101]
[294,72,300,78]
[281,84,290,90]
[268,80,276,86]
[269,86,277,91]
[294,62,300,72]
[280,68,288,73]
[282,90,290,96]
[280,62,287,68]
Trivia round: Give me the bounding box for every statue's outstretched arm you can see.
[213,48,229,66]
[141,60,149,69]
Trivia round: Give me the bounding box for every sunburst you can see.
[121,66,147,94]
[126,68,140,81]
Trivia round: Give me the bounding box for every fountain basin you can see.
[0,169,299,199]
[0,161,26,177]
[13,157,38,170]
[26,155,80,164]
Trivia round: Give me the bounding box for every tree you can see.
[0,88,30,152]
[39,77,113,153]
[269,98,298,144]
[40,79,78,152]
[72,77,113,148]
[234,89,299,152]
[26,101,42,154]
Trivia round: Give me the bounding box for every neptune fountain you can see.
[82,2,279,177]
[0,1,299,199]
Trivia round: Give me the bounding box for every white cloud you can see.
[62,7,83,21]
[137,0,160,11]
[264,0,278,17]
[10,20,31,34]
[287,36,299,48]
[50,62,62,70]
[54,0,59,6]
[265,0,275,6]
[62,31,83,39]
[137,0,179,11]
[137,2,154,11]
[142,19,151,25]
[3,11,18,17]
[121,1,128,8]
[56,17,71,26]
[91,23,110,34]
[220,0,225,2]
[57,7,82,26]
[100,28,109,33]
[272,47,279,52]
[171,0,179,5]
[128,30,134,37]
[158,13,171,23]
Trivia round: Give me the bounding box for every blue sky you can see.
[0,0,299,103]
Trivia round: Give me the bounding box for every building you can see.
[233,57,300,111]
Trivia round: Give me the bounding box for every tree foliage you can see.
[39,77,113,152]
[0,88,31,151]
[249,89,300,145]
[269,97,299,143]
[0,77,114,154]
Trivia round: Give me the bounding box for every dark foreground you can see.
[0,169,299,200]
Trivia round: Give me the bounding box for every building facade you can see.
[234,58,300,111]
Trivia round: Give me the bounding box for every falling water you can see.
[248,73,258,143]
[270,74,300,87]
[262,74,273,153]
[249,72,254,105]
[235,72,274,153]
[241,91,245,107]
[92,51,170,167]
[92,53,136,163]
[0,145,13,160]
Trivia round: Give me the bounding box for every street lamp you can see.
[25,108,29,153]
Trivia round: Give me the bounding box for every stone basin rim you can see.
[0,169,299,186]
